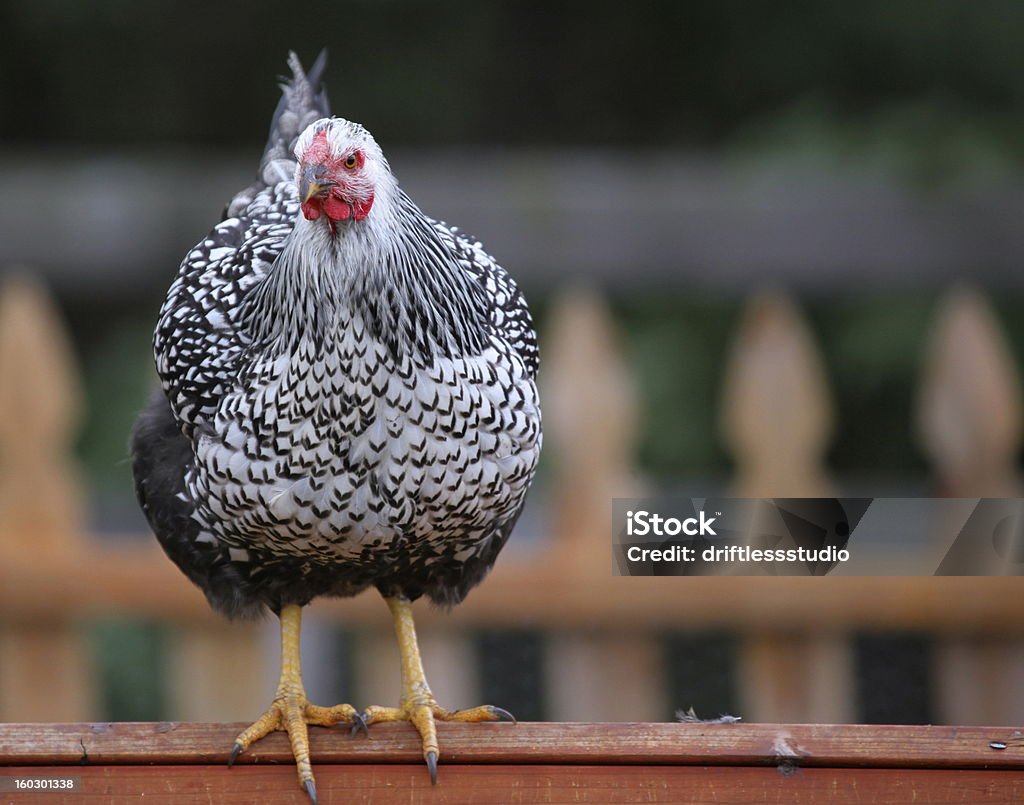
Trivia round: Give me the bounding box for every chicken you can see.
[131,51,541,802]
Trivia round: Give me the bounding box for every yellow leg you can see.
[229,604,359,804]
[361,596,515,784]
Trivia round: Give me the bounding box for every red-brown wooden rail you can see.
[0,721,1023,803]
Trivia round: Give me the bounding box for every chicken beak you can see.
[300,165,333,203]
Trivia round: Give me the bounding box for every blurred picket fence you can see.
[1,274,1023,728]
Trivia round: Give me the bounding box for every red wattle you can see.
[353,193,374,221]
[322,195,351,220]
[301,200,321,220]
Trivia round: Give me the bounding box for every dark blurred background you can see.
[8,1,1024,152]
[3,0,1024,728]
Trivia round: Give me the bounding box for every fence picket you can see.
[918,287,1024,724]
[0,274,95,720]
[540,288,658,720]
[721,292,850,723]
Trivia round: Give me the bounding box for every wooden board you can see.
[3,721,1024,769]
[2,765,1024,804]
[1,722,1023,804]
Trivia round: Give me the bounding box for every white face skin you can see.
[293,119,391,227]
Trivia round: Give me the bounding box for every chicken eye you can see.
[343,153,358,169]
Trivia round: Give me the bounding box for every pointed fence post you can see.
[917,286,1024,725]
[720,291,834,499]
[720,291,852,723]
[541,287,664,722]
[917,285,1023,498]
[543,286,644,569]
[0,273,97,721]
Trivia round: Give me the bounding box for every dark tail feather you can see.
[259,49,332,185]
[301,49,330,113]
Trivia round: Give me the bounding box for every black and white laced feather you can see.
[131,52,541,618]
